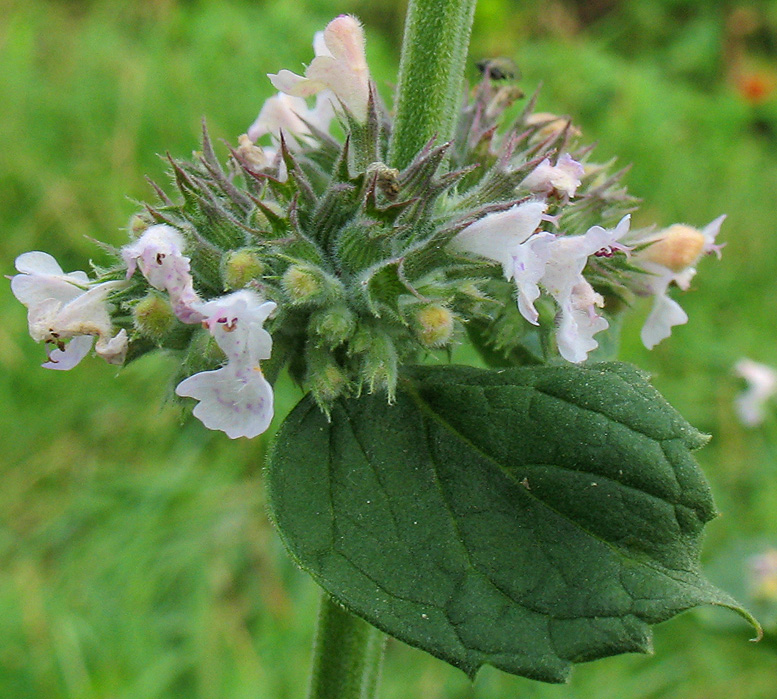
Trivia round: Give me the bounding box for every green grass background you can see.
[3,0,777,696]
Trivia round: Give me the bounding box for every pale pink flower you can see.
[121,224,204,323]
[176,290,277,439]
[517,217,629,363]
[521,153,585,198]
[269,15,370,122]
[451,206,630,363]
[449,201,547,278]
[196,290,276,366]
[11,251,127,369]
[748,548,777,601]
[175,362,274,439]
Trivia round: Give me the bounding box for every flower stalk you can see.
[388,0,478,170]
[307,593,385,699]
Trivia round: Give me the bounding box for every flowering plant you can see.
[9,2,758,695]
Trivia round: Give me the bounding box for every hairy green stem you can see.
[388,0,478,170]
[307,593,385,699]
[359,625,387,698]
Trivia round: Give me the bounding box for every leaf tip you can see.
[711,594,763,642]
[746,613,764,643]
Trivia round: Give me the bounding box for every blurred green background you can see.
[4,0,777,696]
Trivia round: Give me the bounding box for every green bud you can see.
[414,304,455,348]
[223,249,264,290]
[305,346,349,409]
[282,264,343,307]
[132,293,176,341]
[310,304,356,348]
[366,162,400,200]
[249,207,271,231]
[128,213,153,237]
[352,327,398,400]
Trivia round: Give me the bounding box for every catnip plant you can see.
[9,1,760,695]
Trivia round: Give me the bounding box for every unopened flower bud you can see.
[236,133,268,171]
[415,304,455,348]
[639,224,706,273]
[311,304,356,347]
[282,264,342,306]
[526,112,581,143]
[132,293,176,341]
[223,249,264,290]
[249,207,271,231]
[306,347,349,406]
[128,213,153,237]
[353,327,397,399]
[269,14,370,122]
[366,162,400,200]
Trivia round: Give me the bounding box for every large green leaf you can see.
[267,362,757,682]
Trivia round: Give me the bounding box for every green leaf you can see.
[267,362,758,683]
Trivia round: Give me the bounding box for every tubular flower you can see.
[10,251,127,369]
[514,216,630,363]
[453,208,630,363]
[450,201,548,277]
[269,15,370,122]
[634,216,725,349]
[449,201,548,325]
[175,290,277,439]
[121,224,204,324]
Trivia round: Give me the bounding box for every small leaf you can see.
[268,363,758,682]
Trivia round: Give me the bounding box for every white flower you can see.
[269,15,370,122]
[452,207,629,363]
[509,230,554,324]
[121,224,204,323]
[734,358,777,427]
[175,362,274,439]
[247,92,335,149]
[518,217,629,363]
[41,335,95,370]
[521,153,584,198]
[196,290,276,366]
[634,216,725,349]
[10,251,127,369]
[449,200,547,277]
[175,290,277,439]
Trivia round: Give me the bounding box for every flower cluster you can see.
[10,14,725,439]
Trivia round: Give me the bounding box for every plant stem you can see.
[307,592,386,699]
[360,626,387,698]
[387,0,478,170]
